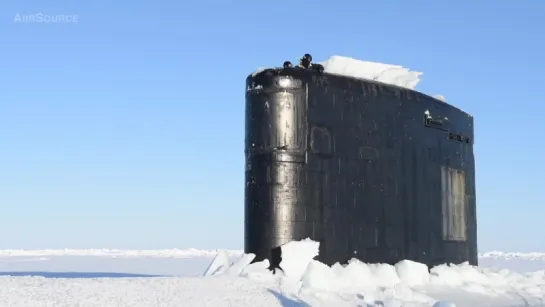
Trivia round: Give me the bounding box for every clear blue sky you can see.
[0,0,543,252]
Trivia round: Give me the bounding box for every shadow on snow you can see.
[268,289,310,307]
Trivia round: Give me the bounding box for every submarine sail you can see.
[244,55,477,268]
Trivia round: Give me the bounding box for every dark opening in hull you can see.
[244,67,477,268]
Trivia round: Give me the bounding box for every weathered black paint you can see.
[244,67,477,267]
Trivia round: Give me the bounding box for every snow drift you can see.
[318,55,423,90]
[205,239,545,307]
[252,55,452,100]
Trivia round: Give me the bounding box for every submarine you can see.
[244,54,477,268]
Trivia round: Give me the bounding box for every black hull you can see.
[244,67,477,268]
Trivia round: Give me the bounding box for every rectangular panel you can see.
[310,126,332,156]
[441,166,467,241]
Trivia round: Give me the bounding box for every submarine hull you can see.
[244,68,477,267]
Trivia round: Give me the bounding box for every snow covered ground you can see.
[0,248,242,277]
[1,243,545,307]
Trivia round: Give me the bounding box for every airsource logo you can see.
[13,13,79,24]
